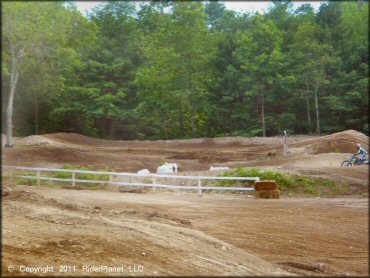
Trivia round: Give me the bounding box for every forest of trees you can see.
[2,1,369,142]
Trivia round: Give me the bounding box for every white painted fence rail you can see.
[2,166,259,196]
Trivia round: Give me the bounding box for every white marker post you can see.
[198,178,202,197]
[283,130,288,156]
[152,176,156,192]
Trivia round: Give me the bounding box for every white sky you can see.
[75,1,325,17]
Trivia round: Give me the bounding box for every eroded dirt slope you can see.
[2,130,369,276]
[2,187,291,276]
[2,186,368,276]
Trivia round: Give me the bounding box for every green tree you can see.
[136,2,215,139]
[2,2,96,144]
[234,16,284,137]
[289,20,339,135]
[315,2,368,134]
[205,1,227,32]
[53,2,140,139]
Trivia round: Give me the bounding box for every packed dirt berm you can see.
[2,130,368,276]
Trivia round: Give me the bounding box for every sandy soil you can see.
[2,186,368,276]
[3,129,369,194]
[5,130,368,174]
[1,130,369,276]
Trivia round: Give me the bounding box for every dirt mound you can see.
[15,130,367,154]
[18,135,61,146]
[43,132,121,147]
[3,130,368,189]
[3,189,44,203]
[144,136,308,150]
[289,130,368,155]
[3,189,82,211]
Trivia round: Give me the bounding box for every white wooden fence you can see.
[2,166,259,197]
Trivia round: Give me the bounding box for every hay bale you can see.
[255,189,280,199]
[254,181,277,191]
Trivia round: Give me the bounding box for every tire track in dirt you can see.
[2,188,291,276]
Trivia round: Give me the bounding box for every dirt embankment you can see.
[1,130,369,276]
[287,129,368,155]
[2,187,293,276]
[2,186,368,276]
[3,130,368,195]
[5,130,368,169]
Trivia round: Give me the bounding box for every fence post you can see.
[198,178,202,197]
[109,174,113,188]
[37,170,41,186]
[152,176,156,192]
[72,172,75,187]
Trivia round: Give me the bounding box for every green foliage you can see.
[61,165,108,179]
[15,178,37,186]
[2,2,368,139]
[15,172,37,186]
[2,2,97,137]
[52,171,71,180]
[135,2,216,139]
[223,167,294,189]
[51,165,110,188]
[221,167,350,196]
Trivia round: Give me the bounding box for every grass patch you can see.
[16,178,37,186]
[220,167,350,197]
[45,165,110,189]
[221,167,294,190]
[12,172,37,186]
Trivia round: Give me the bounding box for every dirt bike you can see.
[341,154,368,167]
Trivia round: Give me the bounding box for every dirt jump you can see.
[2,130,369,276]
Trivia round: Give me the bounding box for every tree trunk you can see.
[305,80,312,135]
[190,110,196,138]
[163,118,168,140]
[179,95,184,137]
[314,72,320,135]
[110,119,114,140]
[104,116,111,139]
[6,46,22,147]
[187,69,196,138]
[7,76,17,147]
[306,96,312,135]
[35,92,39,135]
[261,91,266,137]
[314,89,320,135]
[188,97,196,138]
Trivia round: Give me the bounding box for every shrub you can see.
[221,167,294,190]
[220,167,349,196]
[50,165,110,188]
[16,178,37,186]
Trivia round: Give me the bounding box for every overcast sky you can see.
[75,1,325,16]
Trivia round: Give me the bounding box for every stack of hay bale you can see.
[254,181,280,199]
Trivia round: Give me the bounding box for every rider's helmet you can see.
[356,143,361,149]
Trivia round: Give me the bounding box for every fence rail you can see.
[2,165,258,196]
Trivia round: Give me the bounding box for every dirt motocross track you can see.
[2,130,369,276]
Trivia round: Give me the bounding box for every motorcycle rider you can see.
[354,143,368,163]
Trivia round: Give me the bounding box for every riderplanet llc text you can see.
[7,264,144,274]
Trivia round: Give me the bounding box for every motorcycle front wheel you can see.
[341,160,352,167]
